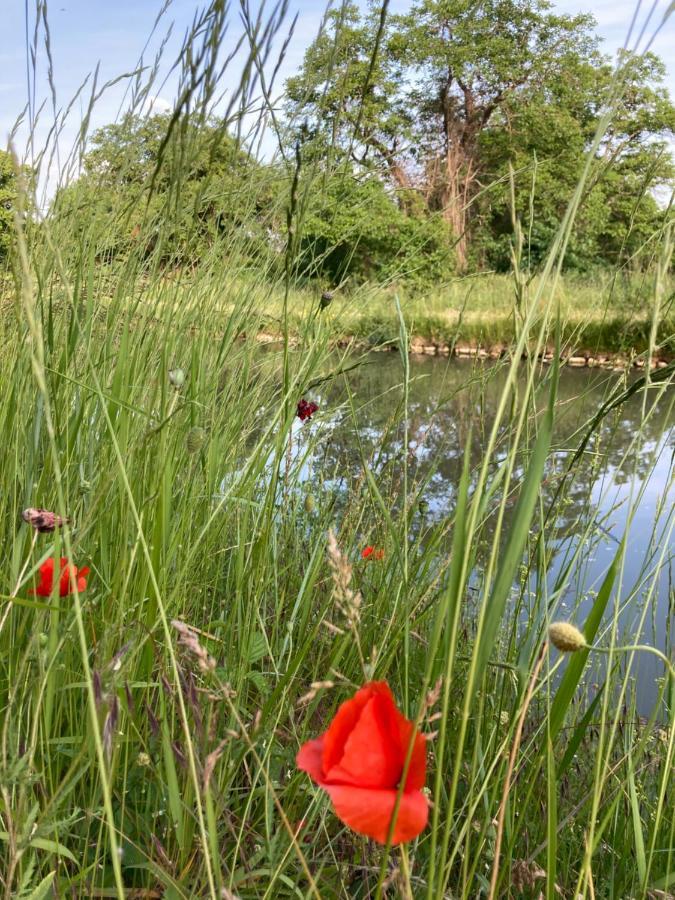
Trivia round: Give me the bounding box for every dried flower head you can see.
[22,508,69,533]
[169,368,186,389]
[549,622,586,653]
[327,529,361,628]
[172,619,216,673]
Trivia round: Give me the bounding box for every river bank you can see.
[254,330,673,370]
[245,271,675,363]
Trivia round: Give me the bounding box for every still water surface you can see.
[291,354,674,712]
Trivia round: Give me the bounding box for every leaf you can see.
[24,872,55,900]
[0,832,77,863]
[246,669,269,695]
[628,738,647,888]
[651,870,675,890]
[546,736,558,900]
[558,687,604,776]
[247,632,267,665]
[473,370,556,694]
[0,594,64,613]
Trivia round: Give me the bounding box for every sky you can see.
[1,0,673,200]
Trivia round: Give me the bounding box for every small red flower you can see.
[30,557,90,597]
[297,681,428,844]
[296,399,319,422]
[362,546,385,560]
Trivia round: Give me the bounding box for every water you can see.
[296,353,674,712]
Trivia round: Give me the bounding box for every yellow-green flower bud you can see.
[549,622,587,652]
[186,426,206,454]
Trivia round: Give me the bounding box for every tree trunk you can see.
[440,143,472,271]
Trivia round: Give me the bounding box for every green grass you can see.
[164,270,674,357]
[1,3,674,897]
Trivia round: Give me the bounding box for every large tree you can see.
[286,0,675,271]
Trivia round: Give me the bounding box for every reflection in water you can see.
[289,354,674,712]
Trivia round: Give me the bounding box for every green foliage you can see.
[52,113,284,268]
[287,0,675,273]
[298,173,456,285]
[0,150,18,261]
[2,1,675,896]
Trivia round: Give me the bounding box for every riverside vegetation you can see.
[0,0,674,897]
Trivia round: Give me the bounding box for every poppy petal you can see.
[59,566,75,597]
[321,683,379,772]
[324,784,428,844]
[324,694,401,789]
[34,558,55,596]
[380,700,427,791]
[296,737,325,783]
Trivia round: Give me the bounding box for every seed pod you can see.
[304,494,316,515]
[186,426,206,454]
[320,291,334,310]
[549,622,586,652]
[169,368,186,389]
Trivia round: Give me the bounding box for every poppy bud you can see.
[549,622,586,652]
[169,368,186,389]
[186,426,206,454]
[418,499,429,515]
[304,494,316,515]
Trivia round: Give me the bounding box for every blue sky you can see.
[1,0,673,195]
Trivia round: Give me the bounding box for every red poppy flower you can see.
[362,546,385,560]
[30,557,90,597]
[296,399,319,422]
[296,681,428,844]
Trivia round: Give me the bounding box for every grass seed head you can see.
[327,529,361,627]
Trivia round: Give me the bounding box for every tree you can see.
[286,0,675,272]
[475,51,675,269]
[53,113,284,266]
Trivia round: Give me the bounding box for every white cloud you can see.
[143,95,172,115]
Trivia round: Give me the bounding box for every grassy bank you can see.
[179,270,674,358]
